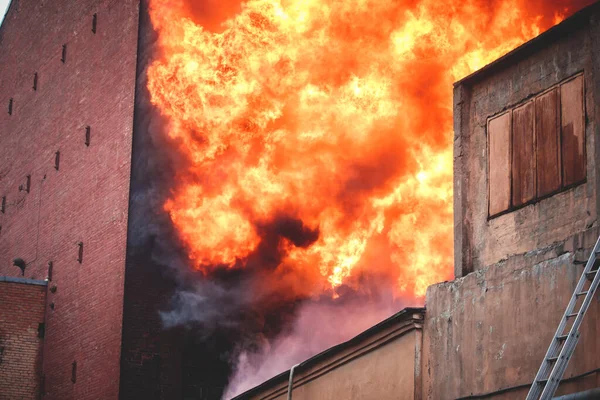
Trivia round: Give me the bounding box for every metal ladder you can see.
[526,235,600,400]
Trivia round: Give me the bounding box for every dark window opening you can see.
[1,196,6,213]
[61,44,67,63]
[92,13,97,33]
[77,242,84,263]
[33,72,38,91]
[47,261,53,281]
[8,98,13,115]
[19,175,31,193]
[55,151,60,170]
[71,361,77,383]
[38,323,45,338]
[85,126,91,146]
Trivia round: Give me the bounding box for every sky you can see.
[0,0,10,28]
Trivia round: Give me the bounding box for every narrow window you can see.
[61,44,67,63]
[561,75,586,186]
[8,98,13,115]
[535,88,561,197]
[33,72,38,91]
[92,13,97,34]
[38,323,45,338]
[47,261,53,281]
[1,196,5,213]
[71,361,77,383]
[488,112,511,216]
[55,151,60,170]
[20,175,31,193]
[512,101,535,207]
[85,126,91,146]
[77,242,84,263]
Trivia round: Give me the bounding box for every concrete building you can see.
[235,3,600,399]
[1,1,600,400]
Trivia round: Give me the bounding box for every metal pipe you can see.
[553,388,600,400]
[287,364,300,400]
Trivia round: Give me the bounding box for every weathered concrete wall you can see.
[453,7,600,277]
[241,310,424,400]
[423,228,600,399]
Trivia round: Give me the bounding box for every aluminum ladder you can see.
[526,235,600,400]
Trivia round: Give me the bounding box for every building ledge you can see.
[0,276,48,286]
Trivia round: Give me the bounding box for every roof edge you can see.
[0,276,48,286]
[454,1,600,87]
[232,306,425,399]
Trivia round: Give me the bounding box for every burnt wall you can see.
[0,278,47,400]
[0,0,140,398]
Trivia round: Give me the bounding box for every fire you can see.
[147,0,591,299]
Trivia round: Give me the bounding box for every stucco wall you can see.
[242,311,424,400]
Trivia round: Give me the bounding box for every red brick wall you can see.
[0,278,47,400]
[0,1,140,399]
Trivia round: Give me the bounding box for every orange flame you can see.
[147,0,591,299]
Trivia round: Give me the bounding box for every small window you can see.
[61,44,67,63]
[33,72,38,91]
[85,126,91,146]
[488,73,586,217]
[8,98,13,115]
[92,13,97,34]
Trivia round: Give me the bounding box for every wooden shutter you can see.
[535,88,561,197]
[560,75,585,186]
[488,112,511,216]
[512,102,535,207]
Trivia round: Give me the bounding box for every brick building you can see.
[1,1,599,400]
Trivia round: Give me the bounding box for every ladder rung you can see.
[566,312,578,318]
[537,378,549,385]
[546,356,558,362]
[557,334,568,341]
[576,290,589,297]
[585,270,597,279]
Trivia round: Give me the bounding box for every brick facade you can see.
[0,278,47,400]
[0,1,140,398]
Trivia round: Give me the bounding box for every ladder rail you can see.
[526,235,600,400]
[540,253,600,399]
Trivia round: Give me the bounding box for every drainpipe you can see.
[553,388,600,400]
[287,364,300,400]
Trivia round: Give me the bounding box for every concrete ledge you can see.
[0,276,48,286]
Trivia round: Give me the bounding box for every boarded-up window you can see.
[561,75,585,186]
[512,102,535,207]
[488,112,511,216]
[487,73,585,217]
[535,88,561,197]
